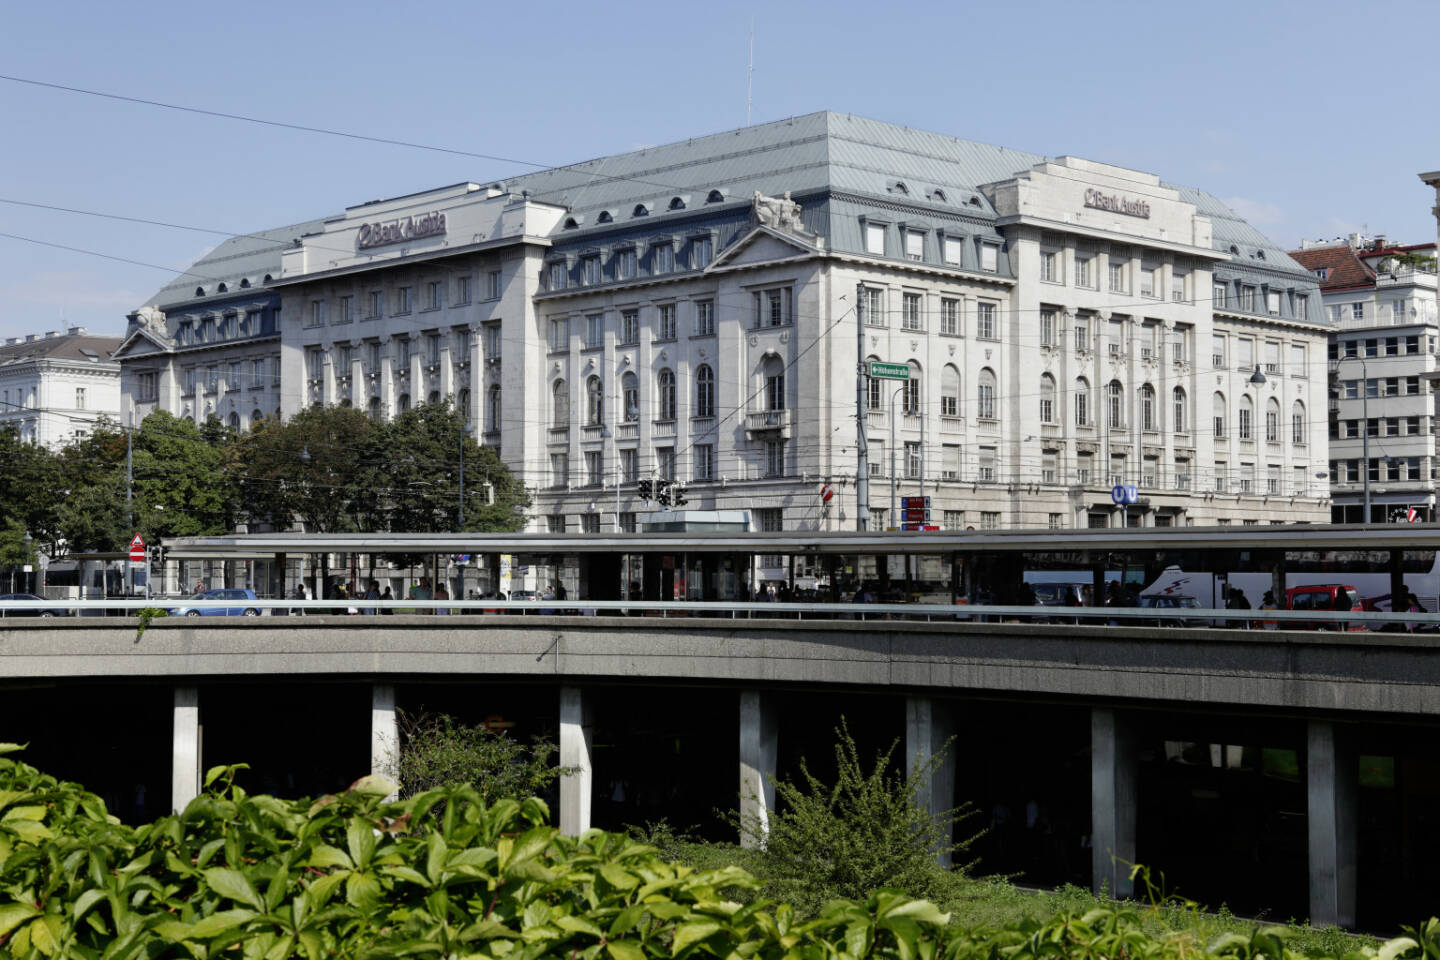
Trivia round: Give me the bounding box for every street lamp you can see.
[22,532,32,595]
[889,383,908,525]
[1334,355,1370,524]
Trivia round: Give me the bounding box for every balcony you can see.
[745,409,793,436]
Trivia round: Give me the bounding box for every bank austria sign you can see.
[1083,188,1150,219]
[357,211,447,250]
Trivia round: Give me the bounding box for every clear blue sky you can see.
[1,0,1434,341]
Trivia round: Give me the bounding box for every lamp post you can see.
[22,532,32,596]
[1333,356,1370,523]
[889,383,907,526]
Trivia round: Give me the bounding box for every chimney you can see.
[5,337,19,345]
[44,331,59,338]
[66,325,85,336]
[24,334,37,342]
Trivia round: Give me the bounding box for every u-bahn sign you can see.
[1111,484,1139,506]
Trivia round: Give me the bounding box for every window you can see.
[904,441,922,479]
[620,448,638,483]
[547,514,565,533]
[1109,454,1126,486]
[978,446,996,482]
[617,248,637,280]
[1290,344,1306,377]
[944,508,964,528]
[339,296,353,323]
[653,243,673,274]
[1109,318,1125,356]
[582,256,601,285]
[905,230,924,261]
[1352,302,1365,321]
[1240,286,1255,312]
[137,372,157,402]
[1214,461,1227,492]
[1140,384,1156,431]
[74,387,85,410]
[396,286,412,314]
[694,444,714,481]
[658,447,677,481]
[1236,338,1253,371]
[658,304,677,340]
[694,300,714,337]
[865,222,886,255]
[618,310,638,345]
[1042,450,1058,484]
[1172,327,1189,363]
[584,450,603,486]
[943,235,963,266]
[552,380,569,425]
[977,301,996,339]
[425,280,442,310]
[1048,513,1063,529]
[1213,281,1228,309]
[1075,255,1092,288]
[586,376,604,425]
[1264,341,1279,374]
[1173,387,1187,433]
[425,333,441,365]
[550,452,568,487]
[1393,299,1408,323]
[756,288,791,327]
[309,300,326,327]
[1040,375,1056,423]
[1075,317,1090,352]
[1212,334,1226,368]
[582,314,604,349]
[1265,398,1280,442]
[1107,381,1124,429]
[902,361,921,414]
[695,365,715,417]
[487,385,502,433]
[546,318,567,352]
[1171,271,1187,302]
[227,362,241,390]
[486,270,501,300]
[657,369,677,420]
[1077,451,1093,484]
[1239,396,1253,440]
[1296,294,1308,319]
[691,235,713,268]
[1140,267,1156,298]
[902,292,923,330]
[456,275,472,304]
[395,337,412,368]
[979,243,999,273]
[864,286,885,326]
[765,440,785,477]
[977,368,997,420]
[1109,262,1127,293]
[306,348,323,380]
[622,372,639,422]
[940,364,960,417]
[483,325,500,360]
[618,511,637,532]
[1292,401,1306,444]
[942,446,960,481]
[1040,308,1056,346]
[1040,250,1059,282]
[1075,378,1091,426]
[580,514,600,534]
[548,261,567,290]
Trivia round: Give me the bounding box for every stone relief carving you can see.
[753,190,805,231]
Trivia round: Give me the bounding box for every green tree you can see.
[131,411,234,540]
[228,405,375,533]
[394,710,571,805]
[0,424,64,554]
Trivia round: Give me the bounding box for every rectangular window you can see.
[579,514,600,534]
[1140,266,1156,297]
[338,295,353,323]
[902,292,923,330]
[1109,454,1126,486]
[941,298,960,336]
[1236,338,1253,371]
[1295,294,1308,319]
[367,291,383,319]
[138,372,158,402]
[691,235,713,268]
[617,249,637,280]
[396,286,411,314]
[395,337,412,368]
[306,348,323,380]
[1394,299,1408,323]
[658,447,677,481]
[618,511,636,533]
[309,300,326,327]
[943,509,964,528]
[980,243,998,273]
[226,362,241,390]
[1075,255,1092,288]
[1264,341,1280,374]
[943,235,963,266]
[585,314,605,349]
[981,512,1000,530]
[755,288,791,328]
[1239,406,1252,441]
[1040,308,1056,346]
[74,387,85,409]
[620,449,638,483]
[1109,262,1127,293]
[978,446,996,482]
[1240,286,1255,312]
[977,302,996,339]
[1290,344,1306,377]
[425,334,441,365]
[904,441,922,479]
[584,450,603,487]
[1048,513,1063,529]
[653,244,673,274]
[1042,449,1057,484]
[547,514,565,534]
[1213,282,1227,309]
[483,325,500,360]
[1076,452,1093,484]
[905,230,924,262]
[1172,326,1189,363]
[942,444,960,480]
[1172,271,1187,302]
[486,270,501,300]
[1266,290,1281,316]
[694,444,714,481]
[865,222,886,255]
[658,304,677,340]
[864,287,885,327]
[548,318,568,352]
[1075,318,1090,353]
[1352,302,1365,320]
[548,261,567,290]
[582,256,601,285]
[694,300,714,336]
[425,281,442,310]
[454,275,472,305]
[1214,461,1227,492]
[1040,250,1059,282]
[550,452,569,488]
[764,440,784,478]
[365,343,380,375]
[620,310,639,345]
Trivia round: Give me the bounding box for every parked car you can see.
[0,593,71,617]
[1137,594,1202,627]
[1283,584,1363,631]
[169,588,262,617]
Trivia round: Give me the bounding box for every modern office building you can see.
[133,112,1331,549]
[0,327,121,448]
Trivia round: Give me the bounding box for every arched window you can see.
[1075,377,1091,426]
[1239,395,1254,440]
[552,379,569,425]
[1173,387,1187,433]
[1213,392,1227,439]
[866,355,883,410]
[457,388,470,420]
[428,390,440,406]
[669,196,686,210]
[368,396,381,420]
[695,364,715,417]
[706,189,725,204]
[902,361,922,414]
[762,357,785,412]
[251,409,264,425]
[398,393,410,413]
[487,385,502,432]
[657,369,677,420]
[632,203,649,217]
[1039,375,1056,424]
[596,210,613,224]
[1265,397,1280,442]
[622,372,639,422]
[586,375,604,425]
[1107,380,1124,429]
[941,364,961,417]
[977,368,997,420]
[228,412,240,430]
[1140,384,1156,431]
[1292,401,1306,444]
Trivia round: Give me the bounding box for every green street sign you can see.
[868,361,910,380]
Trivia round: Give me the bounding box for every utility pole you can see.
[458,423,465,530]
[855,282,869,530]
[125,416,133,533]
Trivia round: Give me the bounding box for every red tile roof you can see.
[1287,245,1375,290]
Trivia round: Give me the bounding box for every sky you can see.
[0,0,1436,342]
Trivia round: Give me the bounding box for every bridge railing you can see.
[1,598,1440,631]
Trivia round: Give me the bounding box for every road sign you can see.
[1110,484,1139,506]
[128,533,146,563]
[867,361,910,380]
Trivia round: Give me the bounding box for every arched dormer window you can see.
[890,181,909,195]
[669,196,686,210]
[216,282,227,293]
[194,287,205,297]
[706,189,725,204]
[596,210,613,224]
[931,188,947,203]
[563,217,580,230]
[263,274,273,283]
[632,203,649,217]
[239,278,250,288]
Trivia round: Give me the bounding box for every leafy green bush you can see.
[393,709,572,803]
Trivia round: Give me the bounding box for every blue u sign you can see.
[1111,484,1139,505]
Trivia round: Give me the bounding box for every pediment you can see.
[113,328,171,358]
[707,225,820,272]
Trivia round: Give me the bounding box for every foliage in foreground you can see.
[0,745,1434,960]
[393,709,572,803]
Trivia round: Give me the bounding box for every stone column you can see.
[559,687,593,836]
[1307,720,1357,928]
[1091,707,1137,899]
[371,684,398,794]
[905,696,957,865]
[738,690,778,848]
[172,686,201,814]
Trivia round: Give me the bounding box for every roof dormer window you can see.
[669,196,686,210]
[217,282,228,293]
[239,278,250,288]
[633,203,649,217]
[194,287,205,297]
[596,210,613,224]
[706,189,725,204]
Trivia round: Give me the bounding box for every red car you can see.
[1283,584,1363,631]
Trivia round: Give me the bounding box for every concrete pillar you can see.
[905,696,957,865]
[738,690,778,848]
[1307,721,1358,928]
[371,684,398,793]
[1091,707,1137,899]
[559,687,593,836]
[171,686,201,813]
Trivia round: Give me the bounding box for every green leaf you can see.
[307,844,354,870]
[606,940,647,960]
[1380,938,1421,960]
[671,920,723,956]
[0,902,39,939]
[0,744,27,755]
[190,909,259,938]
[72,889,106,923]
[2,805,46,821]
[379,865,431,888]
[29,914,61,957]
[881,899,950,927]
[600,863,640,891]
[347,818,377,871]
[347,774,398,797]
[609,904,645,938]
[204,867,264,911]
[555,915,604,937]
[346,871,381,914]
[6,819,52,842]
[845,920,870,959]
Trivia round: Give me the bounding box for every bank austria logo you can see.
[357,211,447,250]
[1083,188,1150,219]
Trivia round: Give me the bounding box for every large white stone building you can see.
[0,327,121,448]
[128,113,1332,541]
[1289,236,1439,523]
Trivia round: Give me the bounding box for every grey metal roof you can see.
[0,332,121,366]
[141,217,333,310]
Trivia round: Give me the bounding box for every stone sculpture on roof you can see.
[753,190,804,232]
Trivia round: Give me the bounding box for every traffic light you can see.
[656,480,671,507]
[672,484,688,508]
[638,478,653,502]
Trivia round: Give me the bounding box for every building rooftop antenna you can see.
[746,18,754,127]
